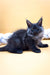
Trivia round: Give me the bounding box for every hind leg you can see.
[14,46,23,54]
[9,48,23,54]
[7,44,17,53]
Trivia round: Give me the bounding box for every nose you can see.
[33,32,37,35]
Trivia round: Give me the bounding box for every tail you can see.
[0,45,8,51]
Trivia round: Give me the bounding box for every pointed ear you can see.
[26,19,32,27]
[38,17,43,26]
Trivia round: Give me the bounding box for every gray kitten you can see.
[0,18,48,53]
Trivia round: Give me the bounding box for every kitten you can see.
[0,17,48,54]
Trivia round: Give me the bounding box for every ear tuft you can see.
[26,19,32,27]
[38,17,43,26]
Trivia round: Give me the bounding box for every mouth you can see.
[33,32,37,36]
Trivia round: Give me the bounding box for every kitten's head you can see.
[26,17,44,37]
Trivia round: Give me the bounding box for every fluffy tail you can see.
[0,45,8,51]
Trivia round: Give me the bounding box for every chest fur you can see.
[33,32,44,44]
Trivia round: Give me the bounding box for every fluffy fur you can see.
[0,17,48,54]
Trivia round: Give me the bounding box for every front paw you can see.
[32,49,41,53]
[43,44,48,47]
